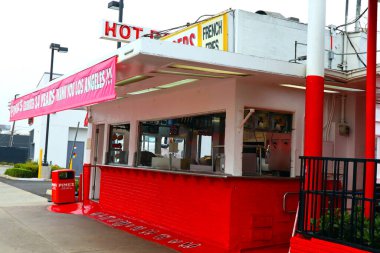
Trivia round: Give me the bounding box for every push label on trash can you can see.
[52,182,74,190]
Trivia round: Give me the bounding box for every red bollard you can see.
[78,174,83,202]
[82,163,91,205]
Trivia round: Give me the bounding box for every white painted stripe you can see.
[306,0,326,77]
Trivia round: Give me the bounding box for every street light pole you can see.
[42,43,68,166]
[108,0,124,48]
[9,94,20,147]
[117,0,124,49]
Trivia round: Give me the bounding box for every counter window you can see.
[137,113,225,173]
[107,123,130,165]
[243,109,292,177]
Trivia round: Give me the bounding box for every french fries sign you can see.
[161,13,228,51]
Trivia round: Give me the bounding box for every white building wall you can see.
[31,109,87,167]
[232,10,380,71]
[234,10,344,70]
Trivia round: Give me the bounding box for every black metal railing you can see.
[297,156,380,252]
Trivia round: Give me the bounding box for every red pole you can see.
[365,0,377,218]
[83,163,91,205]
[304,0,326,230]
[304,76,324,157]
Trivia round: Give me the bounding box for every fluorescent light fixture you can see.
[280,84,339,94]
[127,79,198,95]
[324,84,364,92]
[156,70,227,79]
[170,64,249,76]
[127,88,160,95]
[157,79,197,89]
[116,75,152,86]
[324,90,340,94]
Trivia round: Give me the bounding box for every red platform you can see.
[290,234,371,253]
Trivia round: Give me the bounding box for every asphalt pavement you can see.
[0,177,52,199]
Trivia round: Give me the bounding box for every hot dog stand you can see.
[9,9,369,253]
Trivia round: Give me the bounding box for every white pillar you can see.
[128,120,139,166]
[306,0,326,77]
[84,123,92,164]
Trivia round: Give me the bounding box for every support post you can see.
[304,0,326,229]
[364,0,377,218]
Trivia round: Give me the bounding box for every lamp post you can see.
[108,0,124,48]
[42,43,68,166]
[8,94,20,147]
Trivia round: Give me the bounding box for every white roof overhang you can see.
[112,38,307,98]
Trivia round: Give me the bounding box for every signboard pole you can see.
[117,0,124,49]
[43,47,55,166]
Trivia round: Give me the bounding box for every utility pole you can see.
[355,0,362,31]
[9,94,19,147]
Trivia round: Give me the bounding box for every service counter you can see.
[87,164,299,252]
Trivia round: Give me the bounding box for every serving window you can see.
[137,112,225,173]
[106,123,130,165]
[243,108,292,177]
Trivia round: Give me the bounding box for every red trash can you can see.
[51,169,76,204]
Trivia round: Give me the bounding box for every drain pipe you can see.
[364,0,377,218]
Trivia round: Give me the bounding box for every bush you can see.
[75,178,79,192]
[5,168,36,178]
[318,206,380,248]
[51,164,63,172]
[0,162,14,166]
[14,161,39,175]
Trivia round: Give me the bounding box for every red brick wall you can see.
[98,166,299,252]
[230,178,299,251]
[99,166,232,249]
[290,234,370,253]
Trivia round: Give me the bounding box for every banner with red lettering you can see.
[10,56,117,121]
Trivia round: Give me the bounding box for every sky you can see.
[0,0,368,134]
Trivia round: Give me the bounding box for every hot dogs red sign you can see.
[100,20,159,43]
[10,56,117,121]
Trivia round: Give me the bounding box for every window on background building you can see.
[137,112,225,173]
[107,123,130,165]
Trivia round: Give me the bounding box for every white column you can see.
[84,123,92,164]
[128,120,139,166]
[306,0,326,77]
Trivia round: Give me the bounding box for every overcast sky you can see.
[0,0,368,133]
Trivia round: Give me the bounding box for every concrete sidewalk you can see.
[0,182,47,207]
[0,182,175,253]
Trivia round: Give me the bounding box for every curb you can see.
[0,174,52,182]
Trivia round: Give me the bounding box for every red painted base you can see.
[57,165,299,252]
[48,202,226,253]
